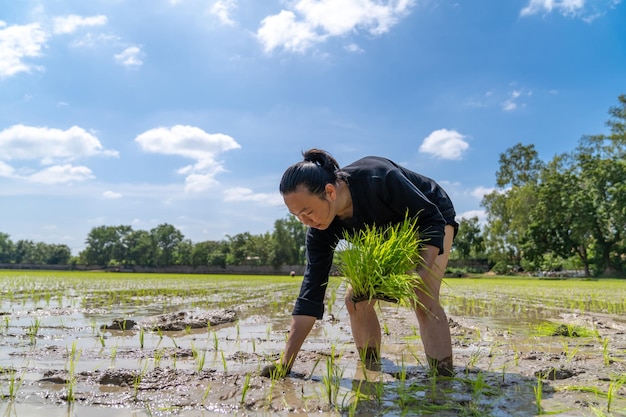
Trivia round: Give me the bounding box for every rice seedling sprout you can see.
[336,213,426,307]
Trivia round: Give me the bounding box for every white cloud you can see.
[519,0,621,18]
[0,125,116,184]
[502,90,522,111]
[223,187,284,206]
[419,129,469,160]
[70,33,121,48]
[114,46,143,67]
[0,124,118,163]
[470,186,495,200]
[53,14,108,35]
[27,164,94,184]
[257,0,415,53]
[345,42,364,53]
[458,209,486,224]
[103,190,123,199]
[210,0,238,26]
[257,10,321,53]
[0,21,48,78]
[135,125,241,193]
[184,173,221,193]
[0,161,15,177]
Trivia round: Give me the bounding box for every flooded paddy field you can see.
[0,271,625,417]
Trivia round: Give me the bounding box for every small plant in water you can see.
[322,345,344,407]
[601,337,611,366]
[534,376,544,415]
[139,328,145,349]
[336,213,426,307]
[607,373,626,413]
[240,373,252,404]
[2,368,23,400]
[26,318,41,345]
[66,341,81,402]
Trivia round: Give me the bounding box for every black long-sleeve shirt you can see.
[292,156,457,319]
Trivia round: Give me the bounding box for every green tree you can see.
[226,232,253,265]
[175,239,193,265]
[150,223,184,267]
[482,143,543,269]
[271,215,307,267]
[523,156,594,276]
[124,229,156,266]
[81,225,132,265]
[452,216,485,259]
[0,232,13,263]
[570,95,626,275]
[12,240,31,264]
[207,240,229,268]
[46,244,71,265]
[245,232,275,266]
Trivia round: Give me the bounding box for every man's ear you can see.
[325,183,337,200]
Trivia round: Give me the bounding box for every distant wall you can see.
[0,263,306,275]
[447,258,490,272]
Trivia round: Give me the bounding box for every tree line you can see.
[0,216,308,268]
[1,96,624,276]
[452,95,626,277]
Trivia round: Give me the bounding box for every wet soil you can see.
[1,286,625,416]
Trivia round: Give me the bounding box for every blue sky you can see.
[1,0,624,255]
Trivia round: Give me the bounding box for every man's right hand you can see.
[259,362,291,379]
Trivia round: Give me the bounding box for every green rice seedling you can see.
[97,332,105,348]
[336,214,426,308]
[212,331,219,351]
[395,358,412,408]
[602,337,611,366]
[139,328,145,349]
[133,373,142,400]
[66,341,81,402]
[607,373,626,413]
[201,382,211,405]
[191,344,206,372]
[467,349,482,370]
[589,407,610,417]
[308,355,323,380]
[321,345,344,407]
[346,380,363,417]
[132,360,149,401]
[240,372,251,404]
[560,341,580,363]
[26,318,41,345]
[534,376,544,415]
[220,351,227,373]
[2,368,23,400]
[154,348,164,368]
[535,322,596,338]
[251,338,256,353]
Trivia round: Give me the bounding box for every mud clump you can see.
[100,308,237,331]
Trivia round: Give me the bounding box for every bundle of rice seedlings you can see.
[336,214,427,308]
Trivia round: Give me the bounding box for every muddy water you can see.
[0,273,625,417]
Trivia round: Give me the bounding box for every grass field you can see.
[0,270,624,416]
